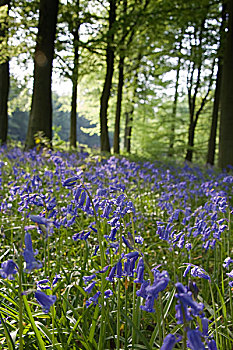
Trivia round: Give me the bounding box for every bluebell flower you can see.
[72,230,91,241]
[23,232,43,272]
[86,291,101,308]
[115,259,123,278]
[183,263,210,280]
[122,235,133,249]
[78,191,86,208]
[106,265,117,282]
[29,215,50,226]
[0,260,18,280]
[134,258,144,283]
[207,339,218,350]
[201,317,209,336]
[29,215,53,237]
[84,281,96,294]
[74,187,83,202]
[125,251,139,259]
[223,257,233,268]
[191,266,210,280]
[160,334,176,350]
[187,329,205,350]
[136,280,150,298]
[52,274,61,286]
[175,302,193,324]
[140,295,155,313]
[104,289,113,298]
[36,279,51,290]
[175,282,203,321]
[83,274,96,285]
[98,266,109,273]
[35,290,56,313]
[135,235,144,244]
[123,258,131,276]
[62,176,79,187]
[93,245,99,256]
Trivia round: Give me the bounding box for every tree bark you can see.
[99,0,116,153]
[206,57,223,165]
[25,0,58,149]
[168,53,181,157]
[124,108,133,153]
[113,55,124,153]
[218,0,233,169]
[207,4,226,166]
[70,7,80,149]
[0,0,10,145]
[185,18,205,162]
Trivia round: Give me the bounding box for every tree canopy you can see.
[0,0,232,168]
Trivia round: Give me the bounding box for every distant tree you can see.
[25,0,59,149]
[113,0,150,154]
[99,0,116,152]
[185,12,215,162]
[219,0,233,169]
[0,0,10,145]
[206,3,226,166]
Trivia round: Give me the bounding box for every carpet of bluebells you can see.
[0,146,233,350]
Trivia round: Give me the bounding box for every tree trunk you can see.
[113,55,124,153]
[0,0,10,145]
[70,15,79,149]
[206,57,223,165]
[185,121,195,162]
[207,4,226,166]
[218,0,233,169]
[25,0,58,149]
[168,54,181,157]
[124,109,133,153]
[185,18,206,162]
[99,0,116,153]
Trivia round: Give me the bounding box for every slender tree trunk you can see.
[25,0,58,149]
[207,4,226,166]
[0,0,10,145]
[100,0,116,152]
[168,54,181,157]
[124,109,134,153]
[206,59,223,165]
[185,18,206,162]
[70,13,79,149]
[219,0,233,169]
[113,55,124,153]
[185,120,195,162]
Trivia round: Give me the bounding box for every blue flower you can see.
[187,329,205,350]
[83,274,96,284]
[160,334,176,350]
[223,257,233,268]
[134,257,144,283]
[52,274,61,286]
[23,232,43,272]
[62,176,79,187]
[86,291,101,308]
[140,295,155,313]
[136,280,150,299]
[106,265,117,282]
[36,279,51,290]
[207,339,218,350]
[35,290,56,313]
[0,260,18,280]
[84,282,96,294]
[104,289,113,298]
[183,263,210,280]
